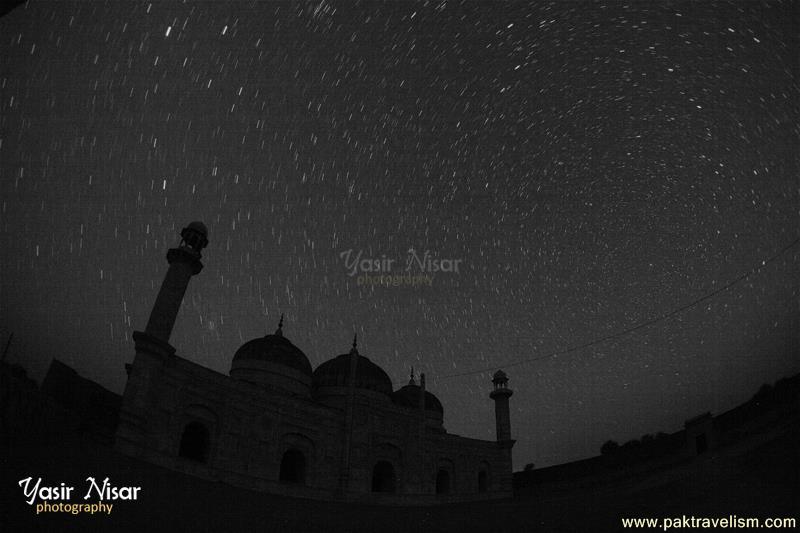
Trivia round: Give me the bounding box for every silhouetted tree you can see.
[600,440,619,455]
[622,439,640,450]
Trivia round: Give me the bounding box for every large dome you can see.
[391,383,443,414]
[313,346,393,397]
[230,318,313,396]
[232,334,312,375]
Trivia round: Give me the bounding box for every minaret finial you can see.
[409,366,415,385]
[275,313,284,336]
[351,332,358,352]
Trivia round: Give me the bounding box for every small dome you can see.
[313,352,393,397]
[391,384,443,414]
[232,334,312,376]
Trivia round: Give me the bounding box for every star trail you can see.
[1,0,797,468]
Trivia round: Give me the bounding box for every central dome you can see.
[312,338,393,397]
[232,334,312,375]
[230,317,312,396]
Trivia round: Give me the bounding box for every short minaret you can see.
[144,222,208,343]
[418,371,427,492]
[339,333,360,491]
[490,369,513,442]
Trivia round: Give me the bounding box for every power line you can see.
[436,236,800,381]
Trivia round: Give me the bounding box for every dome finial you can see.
[275,313,284,336]
[351,332,358,353]
[409,366,416,385]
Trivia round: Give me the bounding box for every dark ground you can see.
[1,421,797,533]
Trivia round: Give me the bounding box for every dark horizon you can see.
[1,0,798,471]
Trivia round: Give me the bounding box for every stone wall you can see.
[116,345,513,503]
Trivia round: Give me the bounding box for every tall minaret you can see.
[144,222,208,343]
[490,369,513,442]
[118,222,208,456]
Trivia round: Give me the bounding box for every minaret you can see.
[144,222,208,343]
[117,222,208,457]
[339,333,359,491]
[490,369,513,442]
[418,371,427,492]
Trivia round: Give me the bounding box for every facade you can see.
[115,222,515,503]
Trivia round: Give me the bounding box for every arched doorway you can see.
[178,421,210,462]
[478,470,488,493]
[371,461,396,493]
[436,468,450,494]
[279,449,306,483]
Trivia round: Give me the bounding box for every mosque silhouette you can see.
[116,222,515,503]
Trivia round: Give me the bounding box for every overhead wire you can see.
[431,236,800,381]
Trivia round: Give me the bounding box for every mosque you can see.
[115,222,515,503]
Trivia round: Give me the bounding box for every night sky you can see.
[1,0,797,469]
